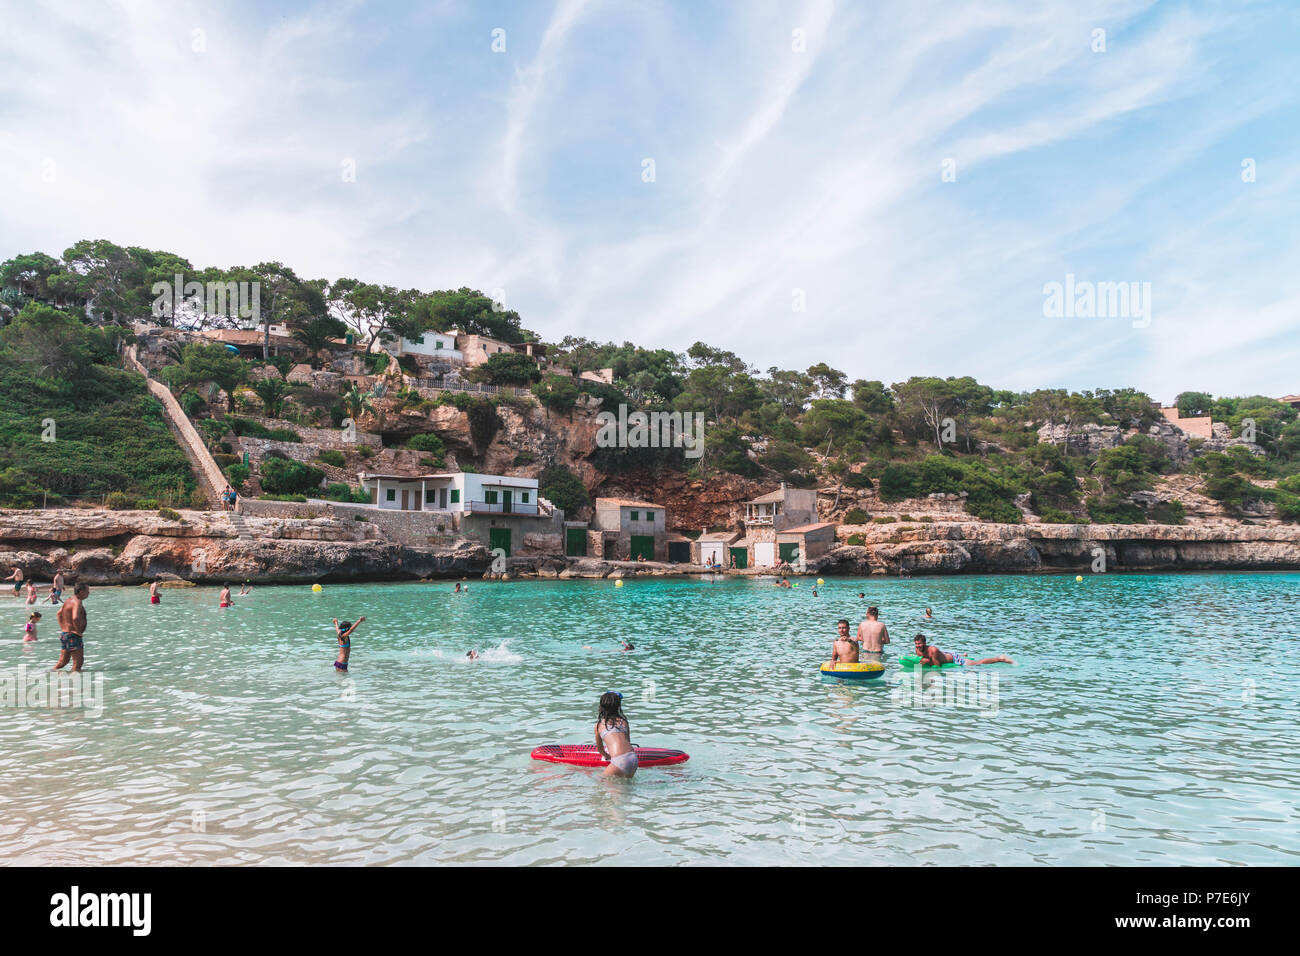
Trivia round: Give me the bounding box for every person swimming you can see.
[466,649,478,660]
[594,691,637,778]
[913,633,1013,667]
[239,582,252,596]
[333,617,364,671]
[923,607,934,620]
[454,583,462,593]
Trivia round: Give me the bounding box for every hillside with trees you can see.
[3,239,1298,526]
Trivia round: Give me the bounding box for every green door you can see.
[502,489,513,514]
[489,527,512,556]
[566,528,587,557]
[779,542,800,564]
[729,547,748,569]
[630,535,655,561]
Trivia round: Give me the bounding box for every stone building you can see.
[589,497,667,561]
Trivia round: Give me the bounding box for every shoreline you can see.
[4,506,1300,586]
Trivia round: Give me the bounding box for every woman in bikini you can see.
[594,691,637,778]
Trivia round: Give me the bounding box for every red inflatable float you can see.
[530,744,690,767]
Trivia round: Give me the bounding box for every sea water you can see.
[1,573,1297,865]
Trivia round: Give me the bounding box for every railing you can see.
[410,379,532,398]
[468,501,539,516]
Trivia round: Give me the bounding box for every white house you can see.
[358,471,539,514]
[386,330,464,363]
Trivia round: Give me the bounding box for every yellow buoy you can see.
[312,583,323,592]
[816,578,825,587]
[614,579,624,588]
[1075,575,1083,583]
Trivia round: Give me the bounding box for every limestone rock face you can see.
[0,509,490,584]
[811,520,1300,575]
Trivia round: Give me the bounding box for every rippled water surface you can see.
[2,573,1298,865]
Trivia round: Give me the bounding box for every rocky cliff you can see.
[812,520,1300,575]
[0,509,489,585]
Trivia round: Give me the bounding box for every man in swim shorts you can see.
[53,583,89,672]
[6,566,22,596]
[857,606,890,661]
[829,619,859,665]
[913,634,1012,667]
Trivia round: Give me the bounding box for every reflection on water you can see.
[1,573,1297,864]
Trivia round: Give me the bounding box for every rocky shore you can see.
[3,508,1299,586]
[0,508,489,585]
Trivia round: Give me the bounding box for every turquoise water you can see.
[2,573,1297,865]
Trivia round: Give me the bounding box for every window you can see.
[386,489,396,502]
[450,489,460,504]
[412,335,424,345]
[630,511,639,521]
[435,340,443,349]
[425,489,436,504]
[521,492,529,503]
[485,490,499,504]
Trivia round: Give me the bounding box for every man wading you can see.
[857,606,890,662]
[53,583,89,673]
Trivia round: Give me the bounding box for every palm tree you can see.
[252,378,290,418]
[342,383,375,422]
[292,316,348,369]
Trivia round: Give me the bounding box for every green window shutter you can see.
[450,489,460,503]
[521,492,529,503]
[425,489,436,504]
[486,490,498,504]
[630,511,639,521]
[386,489,395,501]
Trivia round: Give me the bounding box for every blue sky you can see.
[2,0,1297,401]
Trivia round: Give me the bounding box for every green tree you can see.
[161,343,246,410]
[532,374,580,416]
[539,464,590,516]
[291,315,348,368]
[252,378,290,417]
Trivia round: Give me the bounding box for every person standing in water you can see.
[219,584,232,608]
[150,580,160,604]
[857,606,890,661]
[828,619,859,665]
[46,570,65,605]
[25,582,39,607]
[24,611,40,642]
[913,633,1013,667]
[594,692,637,778]
[5,566,22,597]
[333,617,364,671]
[53,583,89,672]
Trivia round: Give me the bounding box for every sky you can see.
[1,0,1297,402]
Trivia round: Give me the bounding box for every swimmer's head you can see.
[836,619,850,637]
[339,621,353,632]
[914,633,928,651]
[598,691,625,724]
[28,611,40,621]
[858,592,865,598]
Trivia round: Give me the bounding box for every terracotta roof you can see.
[779,522,837,534]
[1279,395,1300,403]
[596,497,663,509]
[746,488,787,504]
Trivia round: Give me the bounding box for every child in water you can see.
[594,691,637,778]
[333,617,364,671]
[24,611,40,642]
